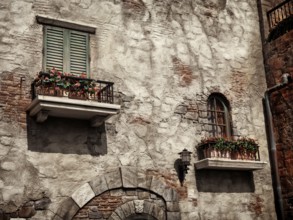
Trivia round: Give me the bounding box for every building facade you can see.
[0,0,282,219]
[258,0,293,219]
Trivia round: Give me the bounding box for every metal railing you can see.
[267,0,293,31]
[32,72,114,104]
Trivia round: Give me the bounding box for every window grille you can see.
[207,94,231,138]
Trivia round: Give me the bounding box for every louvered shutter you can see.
[44,26,64,72]
[69,31,89,75]
[44,26,89,75]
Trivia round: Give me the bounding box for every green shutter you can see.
[44,26,64,72]
[69,31,89,76]
[44,26,89,75]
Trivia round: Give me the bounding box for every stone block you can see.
[143,201,153,215]
[72,183,95,208]
[121,166,138,188]
[150,178,169,199]
[179,201,197,213]
[167,202,180,212]
[128,201,136,215]
[185,112,198,120]
[89,176,109,196]
[104,168,123,189]
[52,214,63,220]
[167,212,181,220]
[114,207,126,219]
[34,197,51,210]
[162,187,175,202]
[137,171,152,190]
[110,189,124,196]
[108,212,121,220]
[138,191,150,199]
[153,199,165,208]
[88,210,102,219]
[126,190,137,196]
[119,202,132,217]
[1,161,16,171]
[151,204,165,220]
[18,206,36,218]
[174,105,187,114]
[54,197,79,220]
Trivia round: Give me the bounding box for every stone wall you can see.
[0,0,276,219]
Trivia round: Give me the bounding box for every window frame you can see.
[207,94,232,138]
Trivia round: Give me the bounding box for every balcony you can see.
[26,72,120,127]
[194,138,267,171]
[267,0,293,41]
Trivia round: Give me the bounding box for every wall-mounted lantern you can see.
[179,148,192,174]
[176,148,192,186]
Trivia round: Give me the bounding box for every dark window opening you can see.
[207,94,232,138]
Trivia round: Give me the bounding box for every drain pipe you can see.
[264,73,292,220]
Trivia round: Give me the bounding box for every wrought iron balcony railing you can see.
[267,0,293,31]
[27,71,120,126]
[32,72,114,104]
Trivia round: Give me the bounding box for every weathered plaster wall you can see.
[0,0,276,219]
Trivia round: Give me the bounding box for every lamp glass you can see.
[180,149,191,165]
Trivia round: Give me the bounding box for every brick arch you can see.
[53,167,180,220]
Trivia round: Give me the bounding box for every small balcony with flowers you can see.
[26,68,120,127]
[194,137,267,171]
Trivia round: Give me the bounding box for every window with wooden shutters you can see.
[207,94,232,138]
[43,26,89,75]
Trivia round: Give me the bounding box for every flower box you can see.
[197,137,260,161]
[195,137,266,170]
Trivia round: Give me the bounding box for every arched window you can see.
[207,94,231,138]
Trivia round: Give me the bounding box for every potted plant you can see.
[197,137,233,159]
[196,137,260,161]
[214,138,234,159]
[34,68,98,100]
[235,137,259,160]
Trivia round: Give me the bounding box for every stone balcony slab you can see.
[26,95,120,127]
[194,158,267,171]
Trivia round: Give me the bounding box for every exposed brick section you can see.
[264,29,293,218]
[146,169,188,199]
[172,56,193,86]
[73,189,165,220]
[248,195,264,216]
[0,72,31,129]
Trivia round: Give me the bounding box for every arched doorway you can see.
[125,213,157,220]
[53,167,180,220]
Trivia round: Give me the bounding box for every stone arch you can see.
[109,200,166,220]
[53,167,180,220]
